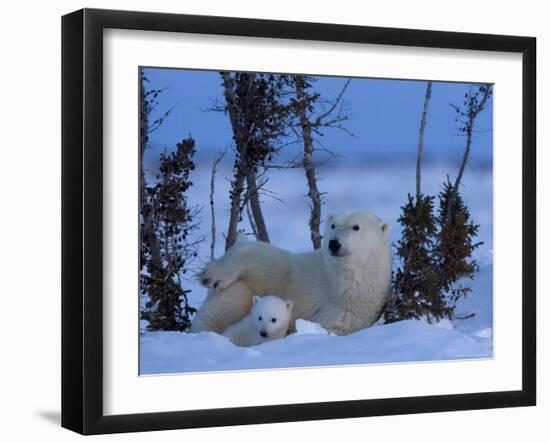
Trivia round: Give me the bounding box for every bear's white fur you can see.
[191,211,392,336]
[222,295,293,347]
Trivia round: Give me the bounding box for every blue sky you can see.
[142,67,493,168]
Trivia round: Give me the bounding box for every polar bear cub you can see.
[223,295,293,347]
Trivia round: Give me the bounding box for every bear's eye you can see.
[258,316,262,321]
[353,225,360,231]
[271,318,277,323]
[331,224,335,229]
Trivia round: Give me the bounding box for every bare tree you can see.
[246,169,270,243]
[292,75,351,249]
[220,72,249,250]
[140,72,164,277]
[294,76,323,249]
[220,72,293,250]
[416,81,433,201]
[139,70,203,331]
[209,150,225,260]
[446,84,492,223]
[140,138,203,331]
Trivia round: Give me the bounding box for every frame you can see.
[62,8,536,435]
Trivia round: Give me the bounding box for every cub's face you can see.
[323,211,390,260]
[251,295,293,340]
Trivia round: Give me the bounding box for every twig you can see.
[416,81,433,200]
[246,200,259,239]
[209,150,225,260]
[314,79,351,125]
[446,84,492,223]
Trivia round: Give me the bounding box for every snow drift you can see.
[140,317,492,375]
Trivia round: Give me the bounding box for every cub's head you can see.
[322,211,390,260]
[251,295,293,340]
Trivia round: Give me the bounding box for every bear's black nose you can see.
[329,239,341,255]
[260,331,267,338]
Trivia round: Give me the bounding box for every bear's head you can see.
[251,295,293,340]
[322,211,390,262]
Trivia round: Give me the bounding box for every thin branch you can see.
[220,72,251,251]
[209,150,225,260]
[446,84,492,223]
[246,169,270,243]
[314,79,351,125]
[416,81,433,200]
[148,103,177,134]
[246,200,259,239]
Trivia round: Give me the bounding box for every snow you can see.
[141,268,493,374]
[140,263,493,375]
[293,319,331,336]
[140,318,491,375]
[139,264,494,376]
[453,265,493,350]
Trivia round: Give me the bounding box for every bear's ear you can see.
[285,300,293,311]
[326,213,334,222]
[252,295,260,305]
[380,220,391,236]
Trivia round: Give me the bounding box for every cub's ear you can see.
[286,300,293,311]
[252,295,260,305]
[380,220,391,236]
[326,213,334,223]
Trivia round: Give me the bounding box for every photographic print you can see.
[138,67,494,375]
[62,10,535,433]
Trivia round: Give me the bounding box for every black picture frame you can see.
[61,8,536,435]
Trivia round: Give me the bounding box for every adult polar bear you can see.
[192,211,392,336]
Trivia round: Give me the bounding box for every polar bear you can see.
[192,211,391,336]
[223,295,293,347]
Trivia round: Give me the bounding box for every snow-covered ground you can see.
[141,319,491,374]
[140,161,493,375]
[140,263,493,375]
